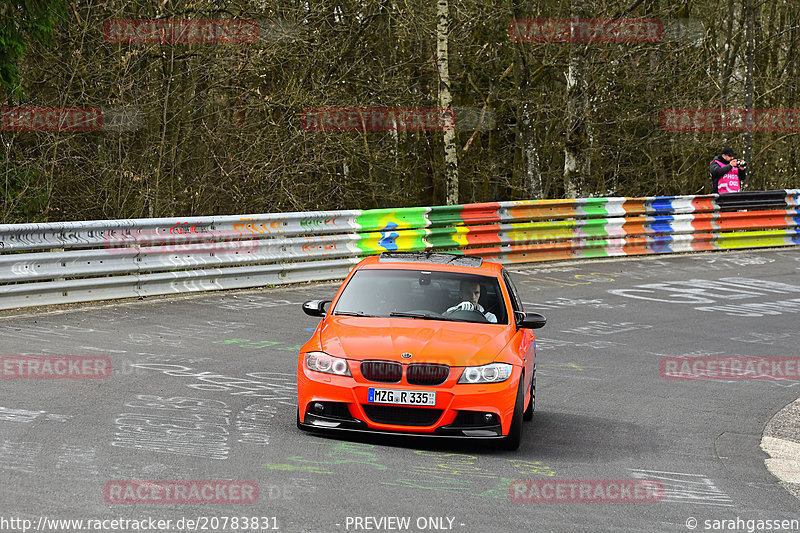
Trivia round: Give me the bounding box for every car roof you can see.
[358,252,503,275]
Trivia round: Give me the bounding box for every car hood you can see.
[316,317,511,367]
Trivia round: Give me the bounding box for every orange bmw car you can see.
[297,252,546,450]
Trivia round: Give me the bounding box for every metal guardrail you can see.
[716,190,793,211]
[1,190,798,310]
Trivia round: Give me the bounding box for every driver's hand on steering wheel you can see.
[444,301,476,314]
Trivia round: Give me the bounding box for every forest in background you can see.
[2,0,799,223]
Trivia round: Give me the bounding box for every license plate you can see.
[368,388,436,406]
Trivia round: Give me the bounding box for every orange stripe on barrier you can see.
[691,197,717,213]
[460,203,502,224]
[463,224,503,246]
[715,210,796,231]
[507,200,579,221]
[690,213,718,232]
[621,218,648,235]
[621,199,648,216]
[689,233,717,251]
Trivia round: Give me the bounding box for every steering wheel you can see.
[445,309,489,323]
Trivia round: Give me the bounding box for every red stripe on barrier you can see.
[715,209,797,231]
[621,200,648,216]
[463,225,503,246]
[507,201,579,221]
[690,233,717,251]
[459,203,501,224]
[691,197,718,213]
[690,213,718,232]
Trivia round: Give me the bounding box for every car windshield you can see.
[332,268,508,324]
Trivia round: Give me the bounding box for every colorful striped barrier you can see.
[0,190,798,310]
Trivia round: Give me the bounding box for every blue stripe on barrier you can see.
[378,222,400,251]
[650,235,674,254]
[650,198,675,212]
[649,216,675,234]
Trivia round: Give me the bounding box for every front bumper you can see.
[297,364,520,438]
[299,410,504,438]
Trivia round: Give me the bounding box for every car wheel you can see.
[523,364,535,421]
[296,408,303,430]
[499,375,524,451]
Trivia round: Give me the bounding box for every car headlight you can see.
[457,363,513,384]
[305,352,351,376]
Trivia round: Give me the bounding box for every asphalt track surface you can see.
[1,248,799,533]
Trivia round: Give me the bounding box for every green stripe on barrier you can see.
[355,228,429,255]
[427,226,468,249]
[355,208,429,232]
[578,198,612,217]
[571,238,612,258]
[427,205,465,227]
[576,218,613,238]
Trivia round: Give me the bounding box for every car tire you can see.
[523,364,535,421]
[499,375,524,451]
[296,408,303,430]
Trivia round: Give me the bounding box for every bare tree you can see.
[743,0,755,186]
[564,0,591,198]
[4,0,800,223]
[436,0,458,204]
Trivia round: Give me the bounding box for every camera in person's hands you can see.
[737,159,747,169]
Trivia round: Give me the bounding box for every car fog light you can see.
[313,402,325,414]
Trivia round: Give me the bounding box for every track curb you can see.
[761,397,800,500]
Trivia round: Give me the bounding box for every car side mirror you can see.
[302,300,331,317]
[515,311,546,329]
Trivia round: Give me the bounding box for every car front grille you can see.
[360,360,402,383]
[406,363,450,386]
[361,405,444,426]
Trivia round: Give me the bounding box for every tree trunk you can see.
[743,0,755,188]
[563,0,591,199]
[436,0,458,205]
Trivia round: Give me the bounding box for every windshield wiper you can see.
[334,311,374,317]
[389,312,450,321]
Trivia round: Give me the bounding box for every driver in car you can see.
[443,280,498,323]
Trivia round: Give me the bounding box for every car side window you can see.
[502,270,523,313]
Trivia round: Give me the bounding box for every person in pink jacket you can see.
[710,147,747,194]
